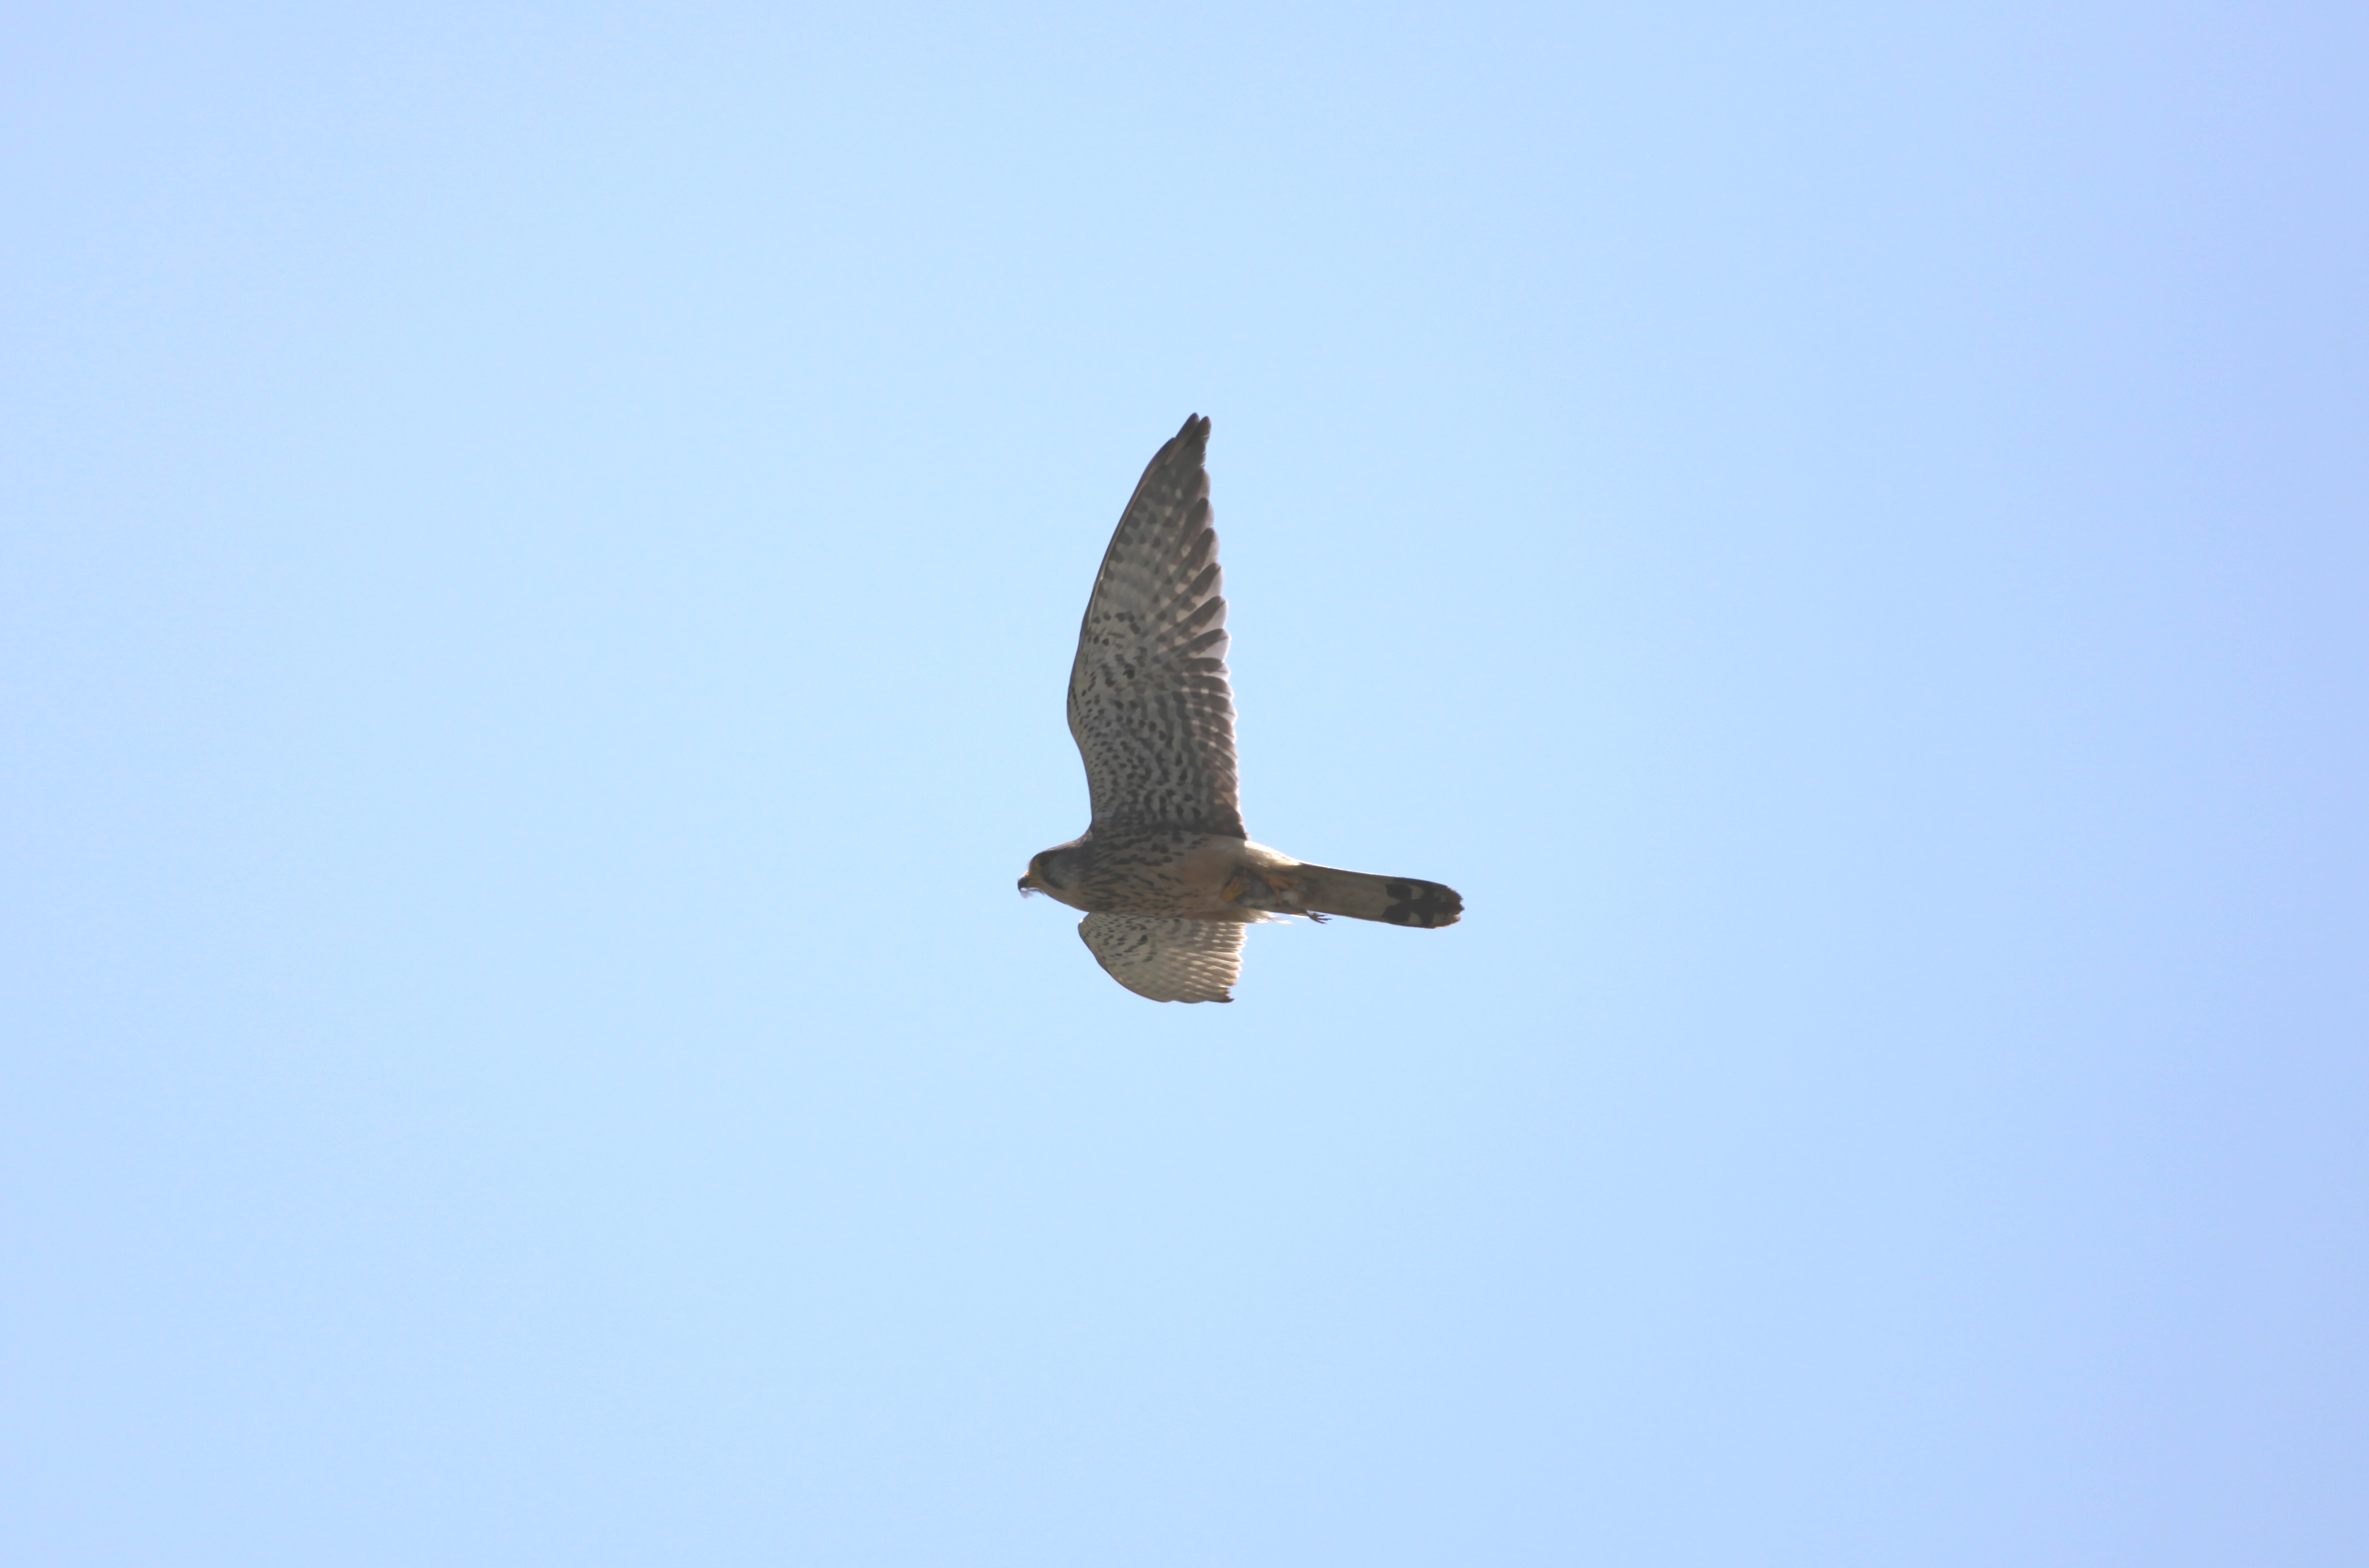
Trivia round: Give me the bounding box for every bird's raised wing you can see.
[1067,415,1244,838]
[1078,913,1243,1003]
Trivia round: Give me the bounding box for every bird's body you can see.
[1029,830,1460,928]
[1021,415,1461,1002]
[1026,830,1271,923]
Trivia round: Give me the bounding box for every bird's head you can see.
[1018,841,1090,909]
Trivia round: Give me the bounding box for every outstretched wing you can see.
[1067,415,1244,838]
[1078,913,1244,1003]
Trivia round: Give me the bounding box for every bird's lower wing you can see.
[1077,913,1244,1003]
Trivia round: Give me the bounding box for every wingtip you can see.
[1143,414,1211,474]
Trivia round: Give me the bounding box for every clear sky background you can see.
[4,2,2363,1563]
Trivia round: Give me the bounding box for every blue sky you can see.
[5,2,2363,1563]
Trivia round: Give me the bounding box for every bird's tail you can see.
[1291,864,1463,928]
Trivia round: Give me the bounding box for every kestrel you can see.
[1020,415,1463,1003]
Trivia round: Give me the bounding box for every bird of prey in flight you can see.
[1020,415,1463,1002]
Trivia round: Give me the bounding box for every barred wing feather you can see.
[1066,414,1244,839]
[1078,913,1244,1004]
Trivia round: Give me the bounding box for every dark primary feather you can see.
[1066,414,1245,839]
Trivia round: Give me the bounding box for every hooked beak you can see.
[1017,873,1039,897]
